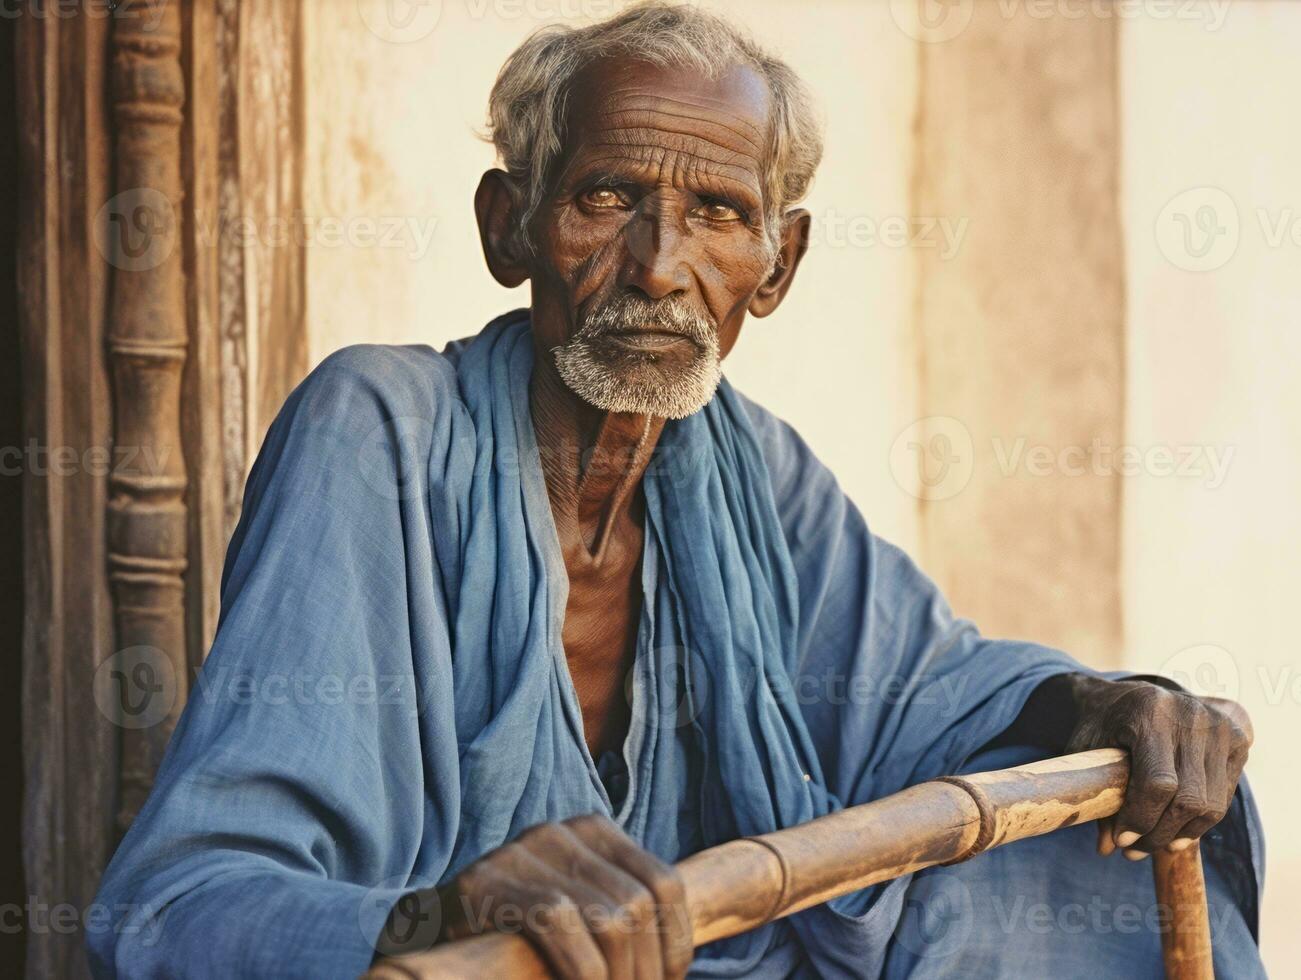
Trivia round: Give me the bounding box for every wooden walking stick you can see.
[365,749,1213,979]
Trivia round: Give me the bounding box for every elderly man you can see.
[91,4,1264,978]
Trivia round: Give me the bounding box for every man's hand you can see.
[1063,676,1253,860]
[381,813,692,980]
[999,673,1253,861]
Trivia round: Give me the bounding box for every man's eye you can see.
[693,201,743,222]
[581,188,628,209]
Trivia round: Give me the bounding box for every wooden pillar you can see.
[17,1,307,973]
[105,0,191,835]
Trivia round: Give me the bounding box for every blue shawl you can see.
[88,312,1262,978]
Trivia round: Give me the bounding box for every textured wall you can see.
[1121,4,1301,969]
[910,5,1126,667]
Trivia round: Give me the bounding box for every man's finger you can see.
[567,815,693,979]
[519,888,610,980]
[532,824,657,980]
[1114,733,1179,854]
[452,846,610,980]
[1096,816,1117,856]
[1169,746,1235,848]
[1134,733,1210,853]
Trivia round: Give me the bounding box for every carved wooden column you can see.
[104,1,190,833]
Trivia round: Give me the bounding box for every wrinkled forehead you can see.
[557,57,773,192]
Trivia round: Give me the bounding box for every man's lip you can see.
[601,330,695,350]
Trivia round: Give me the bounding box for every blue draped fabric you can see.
[88,311,1264,977]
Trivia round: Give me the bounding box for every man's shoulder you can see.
[294,343,464,419]
[726,385,825,488]
[310,343,459,395]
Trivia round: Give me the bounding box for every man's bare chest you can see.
[557,520,645,760]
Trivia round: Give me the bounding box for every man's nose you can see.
[619,204,692,300]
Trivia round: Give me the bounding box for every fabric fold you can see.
[89,312,1264,978]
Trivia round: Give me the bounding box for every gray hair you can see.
[485,1,824,259]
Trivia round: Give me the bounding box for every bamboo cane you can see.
[364,749,1213,979]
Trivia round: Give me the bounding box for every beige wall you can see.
[1121,3,1301,968]
[911,5,1125,668]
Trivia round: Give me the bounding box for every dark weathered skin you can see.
[378,57,1253,979]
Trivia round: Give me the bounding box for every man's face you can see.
[523,58,785,418]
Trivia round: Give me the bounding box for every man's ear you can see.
[475,169,529,288]
[749,209,812,318]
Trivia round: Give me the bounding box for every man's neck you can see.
[529,354,666,562]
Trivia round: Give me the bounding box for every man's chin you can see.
[554,347,722,420]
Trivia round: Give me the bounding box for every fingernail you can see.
[1170,837,1195,851]
[1116,831,1140,847]
[1124,849,1149,861]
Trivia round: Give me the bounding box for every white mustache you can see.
[580,297,715,343]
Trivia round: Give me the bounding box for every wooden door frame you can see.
[14,2,305,974]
